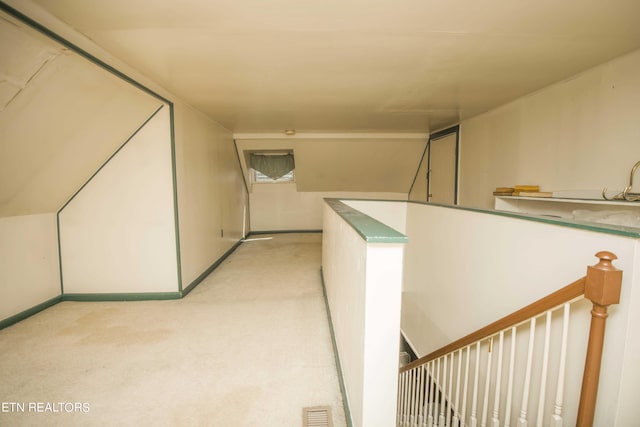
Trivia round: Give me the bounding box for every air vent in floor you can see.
[302,406,333,427]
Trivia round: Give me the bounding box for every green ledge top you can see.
[325,198,408,243]
[421,201,640,239]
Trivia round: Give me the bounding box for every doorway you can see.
[427,125,459,204]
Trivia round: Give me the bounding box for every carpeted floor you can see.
[0,233,347,426]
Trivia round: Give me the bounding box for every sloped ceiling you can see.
[236,136,427,192]
[18,0,640,133]
[0,14,162,216]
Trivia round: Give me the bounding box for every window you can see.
[252,168,294,183]
[249,152,295,184]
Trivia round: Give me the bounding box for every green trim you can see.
[182,240,243,297]
[334,197,640,238]
[57,106,165,214]
[56,213,64,294]
[324,199,408,243]
[247,229,322,236]
[0,296,62,330]
[56,106,167,293]
[62,292,182,302]
[233,139,250,195]
[408,200,640,238]
[0,1,171,105]
[169,104,183,292]
[233,138,251,238]
[319,269,354,427]
[407,138,430,197]
[1,2,185,299]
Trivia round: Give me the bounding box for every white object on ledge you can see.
[572,210,640,228]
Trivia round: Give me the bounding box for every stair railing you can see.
[397,251,622,427]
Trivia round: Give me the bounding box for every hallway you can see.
[0,233,347,426]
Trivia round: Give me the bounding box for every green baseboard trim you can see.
[0,295,63,330]
[247,229,322,236]
[62,292,182,302]
[319,268,354,427]
[182,239,243,297]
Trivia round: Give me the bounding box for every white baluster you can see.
[481,338,494,427]
[440,355,448,427]
[518,318,536,427]
[491,331,504,427]
[435,358,441,427]
[399,371,404,426]
[416,369,418,427]
[504,327,516,427]
[418,365,425,426]
[461,346,470,427]
[447,353,454,427]
[428,361,435,427]
[405,371,411,427]
[536,312,552,427]
[551,304,570,427]
[402,371,407,426]
[453,349,463,427]
[470,342,481,427]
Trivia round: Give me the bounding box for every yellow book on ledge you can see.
[514,185,540,192]
[519,191,552,198]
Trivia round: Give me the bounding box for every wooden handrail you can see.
[400,276,586,373]
[397,251,622,427]
[400,252,621,375]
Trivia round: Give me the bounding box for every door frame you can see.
[427,125,460,204]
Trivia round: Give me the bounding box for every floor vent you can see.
[302,406,333,427]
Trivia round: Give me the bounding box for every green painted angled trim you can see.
[62,293,182,302]
[319,268,354,427]
[182,239,243,297]
[247,229,322,236]
[168,104,183,292]
[56,213,64,295]
[324,199,408,243]
[0,1,171,105]
[233,139,249,195]
[56,106,167,294]
[0,296,62,330]
[57,105,165,214]
[407,137,429,197]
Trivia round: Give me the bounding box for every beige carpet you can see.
[0,233,347,426]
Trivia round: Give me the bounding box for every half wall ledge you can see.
[324,198,408,243]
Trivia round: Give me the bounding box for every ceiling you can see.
[23,0,640,133]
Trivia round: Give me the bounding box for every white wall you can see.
[459,48,640,209]
[59,107,179,294]
[174,102,246,286]
[250,183,406,231]
[0,214,60,320]
[401,202,639,426]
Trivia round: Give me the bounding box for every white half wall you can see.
[322,201,405,427]
[0,213,60,321]
[250,183,406,231]
[59,106,179,294]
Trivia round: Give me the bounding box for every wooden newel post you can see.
[576,251,623,427]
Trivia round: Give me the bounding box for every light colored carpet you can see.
[0,233,347,426]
